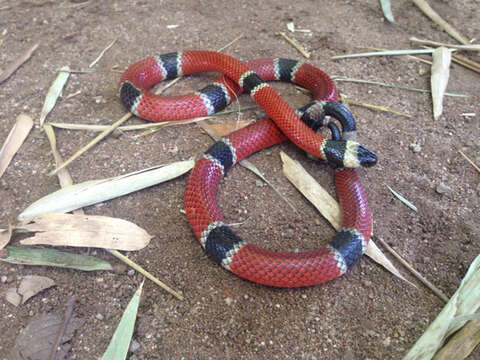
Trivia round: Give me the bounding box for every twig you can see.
[107,249,184,300]
[49,297,76,360]
[458,150,480,173]
[279,32,311,58]
[410,36,480,52]
[89,38,118,68]
[411,0,471,46]
[451,53,480,74]
[332,48,455,60]
[359,46,432,65]
[0,43,39,84]
[48,112,133,175]
[333,77,469,97]
[376,237,449,303]
[217,33,244,52]
[340,95,412,118]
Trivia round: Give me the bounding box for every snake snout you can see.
[357,144,377,167]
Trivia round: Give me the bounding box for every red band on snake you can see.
[120,50,373,287]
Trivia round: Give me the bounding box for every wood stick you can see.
[411,0,471,46]
[410,36,480,51]
[376,237,449,303]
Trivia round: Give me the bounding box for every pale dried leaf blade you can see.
[431,47,451,120]
[11,314,84,360]
[202,119,253,138]
[6,288,22,306]
[365,240,414,286]
[20,213,152,251]
[403,254,480,360]
[0,224,13,250]
[0,114,34,179]
[18,275,56,304]
[0,43,39,84]
[39,66,71,127]
[433,319,480,360]
[280,151,341,230]
[379,0,395,22]
[43,123,74,187]
[1,245,112,271]
[101,281,144,360]
[280,152,410,283]
[18,160,194,221]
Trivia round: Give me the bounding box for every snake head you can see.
[322,140,377,168]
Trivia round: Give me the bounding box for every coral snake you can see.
[120,50,375,287]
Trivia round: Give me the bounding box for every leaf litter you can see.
[0,245,112,271]
[19,213,153,251]
[19,160,194,221]
[11,312,84,360]
[280,151,412,285]
[0,113,34,179]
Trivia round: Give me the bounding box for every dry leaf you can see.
[18,275,56,304]
[431,47,451,120]
[39,66,71,127]
[18,160,194,221]
[43,124,74,188]
[11,313,84,360]
[0,224,13,250]
[0,114,34,179]
[199,119,253,139]
[6,288,22,307]
[20,213,152,251]
[0,43,39,84]
[280,151,341,229]
[280,151,409,283]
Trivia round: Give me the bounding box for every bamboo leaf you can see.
[0,245,112,271]
[280,152,409,283]
[18,160,194,221]
[331,48,453,60]
[431,47,451,120]
[0,224,13,250]
[101,281,144,360]
[19,213,153,251]
[387,186,418,211]
[0,43,38,84]
[379,0,395,23]
[0,114,34,179]
[403,253,480,360]
[39,66,71,127]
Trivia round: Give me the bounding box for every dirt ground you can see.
[0,0,479,359]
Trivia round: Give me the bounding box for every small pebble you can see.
[224,297,233,306]
[127,269,136,276]
[409,143,422,153]
[129,339,140,353]
[255,180,263,187]
[96,313,105,321]
[435,182,451,195]
[1,275,7,283]
[382,337,391,347]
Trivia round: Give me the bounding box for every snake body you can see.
[120,50,374,287]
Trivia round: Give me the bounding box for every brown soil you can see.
[1,0,479,359]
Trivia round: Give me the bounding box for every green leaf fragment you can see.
[387,186,418,212]
[379,0,395,23]
[39,66,71,127]
[101,281,144,360]
[0,246,112,271]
